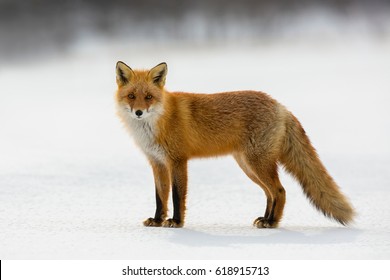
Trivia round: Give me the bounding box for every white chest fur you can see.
[116,101,167,163]
[122,115,166,163]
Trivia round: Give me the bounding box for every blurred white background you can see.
[0,0,389,259]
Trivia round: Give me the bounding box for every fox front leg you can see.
[162,160,188,228]
[143,161,170,227]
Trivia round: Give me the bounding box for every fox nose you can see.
[135,110,143,117]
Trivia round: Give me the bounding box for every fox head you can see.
[115,62,167,120]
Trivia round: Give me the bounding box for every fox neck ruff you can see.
[118,103,166,163]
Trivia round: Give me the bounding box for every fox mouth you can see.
[124,107,148,120]
[123,105,162,120]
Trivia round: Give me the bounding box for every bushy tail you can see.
[280,113,355,225]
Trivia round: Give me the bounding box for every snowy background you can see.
[1,0,390,259]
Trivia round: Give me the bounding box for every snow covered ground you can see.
[0,38,389,259]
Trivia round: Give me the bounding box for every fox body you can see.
[115,61,355,228]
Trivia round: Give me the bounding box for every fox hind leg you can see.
[235,153,286,228]
[250,161,285,228]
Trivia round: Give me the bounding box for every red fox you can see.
[115,61,355,228]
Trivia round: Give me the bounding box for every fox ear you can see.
[148,62,167,87]
[116,61,134,87]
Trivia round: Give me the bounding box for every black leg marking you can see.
[264,197,272,219]
[162,159,186,228]
[172,183,181,224]
[254,200,277,228]
[153,188,164,223]
[267,200,277,224]
[161,183,183,228]
[143,188,165,227]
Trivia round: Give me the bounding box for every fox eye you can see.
[128,93,135,99]
[145,94,153,100]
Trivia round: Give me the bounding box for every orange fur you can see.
[115,61,355,228]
